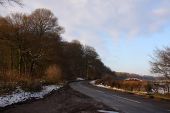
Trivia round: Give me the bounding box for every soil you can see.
[0,85,113,113]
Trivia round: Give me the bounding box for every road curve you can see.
[70,81,170,113]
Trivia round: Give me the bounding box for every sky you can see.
[0,0,170,75]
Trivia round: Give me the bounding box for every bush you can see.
[0,70,43,93]
[0,65,63,93]
[19,79,42,92]
[145,82,152,93]
[45,65,62,84]
[101,74,115,86]
[0,70,20,82]
[95,79,103,85]
[96,74,149,92]
[0,82,17,95]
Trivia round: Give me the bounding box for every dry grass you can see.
[96,76,150,92]
[0,70,42,93]
[45,65,62,84]
[0,65,63,94]
[119,80,148,92]
[153,94,170,100]
[0,70,21,83]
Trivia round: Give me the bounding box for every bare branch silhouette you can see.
[0,0,23,6]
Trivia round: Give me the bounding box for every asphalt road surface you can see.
[70,81,170,113]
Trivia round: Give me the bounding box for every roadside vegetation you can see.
[95,73,151,93]
[93,71,170,100]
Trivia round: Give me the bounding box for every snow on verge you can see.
[90,81,147,94]
[90,80,96,85]
[90,80,125,92]
[0,85,61,107]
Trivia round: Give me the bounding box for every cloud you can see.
[1,0,170,39]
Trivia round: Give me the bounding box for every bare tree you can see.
[26,8,64,75]
[0,0,22,5]
[83,45,99,79]
[29,8,64,37]
[150,47,170,79]
[1,13,29,75]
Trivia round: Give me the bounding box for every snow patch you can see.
[90,81,147,94]
[98,110,119,113]
[90,80,96,85]
[0,85,61,107]
[76,78,85,81]
[90,81,122,91]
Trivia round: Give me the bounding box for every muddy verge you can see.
[0,85,113,113]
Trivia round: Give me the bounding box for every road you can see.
[70,81,170,113]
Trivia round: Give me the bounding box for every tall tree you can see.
[1,13,31,75]
[26,8,63,76]
[61,40,84,79]
[29,8,63,36]
[83,45,99,79]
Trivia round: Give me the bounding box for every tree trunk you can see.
[30,61,35,76]
[18,49,22,75]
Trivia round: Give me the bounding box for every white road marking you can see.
[113,95,141,104]
[95,89,141,104]
[95,90,105,93]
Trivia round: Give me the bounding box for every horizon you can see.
[1,0,170,75]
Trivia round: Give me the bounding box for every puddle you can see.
[98,110,119,113]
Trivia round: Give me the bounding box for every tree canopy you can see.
[0,8,111,81]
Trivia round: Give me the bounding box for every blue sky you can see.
[1,0,170,75]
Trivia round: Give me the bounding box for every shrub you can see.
[0,72,43,92]
[0,82,17,95]
[101,74,115,86]
[0,70,20,82]
[95,79,104,85]
[117,80,144,91]
[145,82,152,93]
[19,79,42,92]
[45,65,62,84]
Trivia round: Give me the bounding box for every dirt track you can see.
[0,85,112,113]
